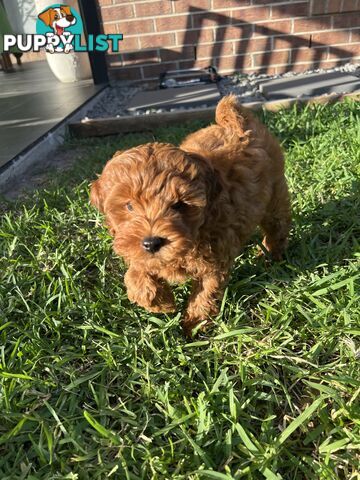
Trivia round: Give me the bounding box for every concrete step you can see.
[126,84,221,112]
[258,71,360,100]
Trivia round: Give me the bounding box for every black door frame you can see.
[78,0,109,85]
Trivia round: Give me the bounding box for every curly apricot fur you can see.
[90,95,291,335]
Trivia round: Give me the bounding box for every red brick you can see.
[318,58,343,68]
[311,29,350,44]
[273,34,308,50]
[328,44,360,59]
[255,20,293,36]
[342,0,360,12]
[350,29,360,42]
[275,64,292,74]
[140,33,176,48]
[174,0,211,13]
[101,4,134,22]
[122,49,159,65]
[192,11,231,29]
[202,7,231,27]
[255,66,277,75]
[98,0,113,5]
[289,60,343,72]
[119,36,139,52]
[159,45,195,61]
[319,58,337,69]
[303,59,340,70]
[135,1,172,17]
[253,49,290,66]
[252,0,291,4]
[109,66,143,81]
[179,59,216,70]
[231,6,270,24]
[142,62,178,78]
[103,23,118,34]
[333,14,360,29]
[213,0,250,7]
[288,62,314,72]
[318,59,350,69]
[214,24,253,42]
[116,18,154,35]
[311,2,326,15]
[327,0,342,13]
[155,14,190,31]
[271,2,309,19]
[290,46,328,63]
[176,28,214,45]
[234,36,272,54]
[196,41,234,59]
[216,54,252,71]
[294,15,332,32]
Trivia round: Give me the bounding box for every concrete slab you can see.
[0,61,101,169]
[258,72,360,100]
[0,82,109,192]
[126,84,221,112]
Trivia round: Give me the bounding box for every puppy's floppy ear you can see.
[61,5,72,16]
[204,163,222,203]
[188,152,222,203]
[38,8,52,26]
[90,178,105,213]
[90,151,125,213]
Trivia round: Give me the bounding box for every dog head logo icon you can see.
[38,5,76,35]
[4,3,122,54]
[37,4,81,53]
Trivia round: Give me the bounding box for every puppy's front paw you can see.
[258,242,285,262]
[182,314,213,337]
[125,269,176,314]
[147,282,176,313]
[147,300,176,314]
[126,281,155,310]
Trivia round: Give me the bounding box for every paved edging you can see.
[69,90,360,138]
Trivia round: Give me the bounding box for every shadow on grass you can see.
[289,183,360,269]
[227,180,360,313]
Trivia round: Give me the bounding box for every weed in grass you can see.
[0,100,359,479]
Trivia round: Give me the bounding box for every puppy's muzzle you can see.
[142,236,166,254]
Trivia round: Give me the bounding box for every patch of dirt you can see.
[0,145,89,204]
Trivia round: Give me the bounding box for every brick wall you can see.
[98,0,360,81]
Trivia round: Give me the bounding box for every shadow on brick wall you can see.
[102,4,358,80]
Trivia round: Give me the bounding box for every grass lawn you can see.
[0,100,359,480]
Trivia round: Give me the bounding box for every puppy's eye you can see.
[171,201,186,211]
[126,202,133,212]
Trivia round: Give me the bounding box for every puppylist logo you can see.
[3,3,123,54]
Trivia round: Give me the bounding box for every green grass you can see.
[0,100,359,480]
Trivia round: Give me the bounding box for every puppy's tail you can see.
[215,94,253,143]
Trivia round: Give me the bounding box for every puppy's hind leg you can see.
[260,179,291,261]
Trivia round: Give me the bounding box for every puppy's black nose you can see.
[66,14,75,21]
[142,236,165,253]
